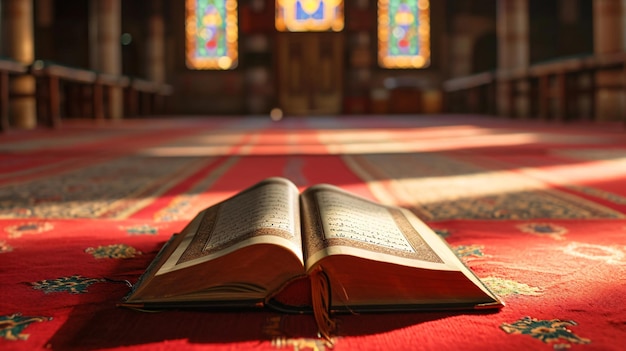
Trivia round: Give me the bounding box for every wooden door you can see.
[277,33,344,115]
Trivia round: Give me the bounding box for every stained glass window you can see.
[275,0,344,32]
[185,0,238,70]
[378,0,430,69]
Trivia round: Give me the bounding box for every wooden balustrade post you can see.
[4,0,37,129]
[0,72,9,131]
[496,0,530,118]
[593,0,626,121]
[90,0,123,119]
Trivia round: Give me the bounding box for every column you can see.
[35,0,54,59]
[496,0,530,118]
[145,0,166,114]
[145,0,165,83]
[5,0,37,129]
[0,3,3,53]
[593,0,625,121]
[90,0,123,119]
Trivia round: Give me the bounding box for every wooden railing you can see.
[30,61,98,128]
[443,53,626,121]
[528,53,625,121]
[29,61,173,127]
[0,58,29,132]
[125,77,173,117]
[442,71,496,115]
[94,72,131,120]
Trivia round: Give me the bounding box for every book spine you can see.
[122,233,179,301]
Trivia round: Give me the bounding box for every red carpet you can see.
[1,115,625,350]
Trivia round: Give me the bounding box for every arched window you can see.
[185,0,239,70]
[275,0,344,32]
[378,0,430,69]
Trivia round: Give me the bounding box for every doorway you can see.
[276,32,344,115]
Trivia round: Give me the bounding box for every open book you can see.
[122,177,503,325]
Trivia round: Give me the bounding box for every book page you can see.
[200,182,296,253]
[302,184,463,271]
[157,178,303,275]
[316,190,416,253]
